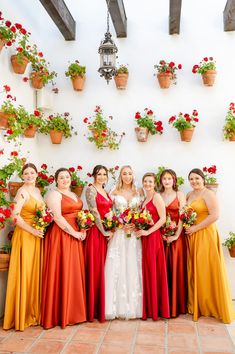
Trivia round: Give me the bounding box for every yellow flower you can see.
[134,213,139,219]
[107,221,112,227]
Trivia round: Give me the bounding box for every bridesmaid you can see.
[159,169,187,317]
[4,163,44,331]
[84,165,113,322]
[136,172,170,320]
[186,168,235,323]
[41,168,86,329]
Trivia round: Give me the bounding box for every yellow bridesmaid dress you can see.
[3,196,43,331]
[186,197,235,323]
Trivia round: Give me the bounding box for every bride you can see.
[105,165,144,319]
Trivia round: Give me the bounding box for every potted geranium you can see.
[202,165,218,192]
[168,109,199,142]
[0,13,19,52]
[84,106,125,150]
[36,164,54,196]
[155,166,185,191]
[192,57,216,86]
[69,166,87,197]
[114,64,129,90]
[65,60,86,91]
[29,54,57,89]
[223,232,235,258]
[11,28,31,74]
[21,109,44,138]
[134,108,163,142]
[0,85,17,129]
[154,60,182,88]
[40,112,75,144]
[0,243,12,271]
[223,102,235,141]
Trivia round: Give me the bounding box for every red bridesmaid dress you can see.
[84,191,112,322]
[142,199,170,320]
[165,197,187,317]
[41,194,86,329]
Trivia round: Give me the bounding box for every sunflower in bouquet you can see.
[179,205,197,229]
[102,209,119,231]
[161,214,177,246]
[77,209,95,231]
[33,204,53,232]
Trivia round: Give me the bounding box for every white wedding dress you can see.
[105,195,143,320]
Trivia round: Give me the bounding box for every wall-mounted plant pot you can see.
[0,37,6,53]
[228,245,235,257]
[11,54,29,74]
[8,181,24,198]
[180,128,194,142]
[24,125,38,138]
[71,185,84,197]
[71,76,85,91]
[0,252,10,272]
[49,130,63,144]
[0,111,12,129]
[135,127,149,142]
[114,74,128,90]
[205,183,218,193]
[229,133,235,141]
[201,70,216,86]
[157,72,172,89]
[31,72,44,89]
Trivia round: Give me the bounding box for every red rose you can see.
[15,23,22,30]
[178,64,182,69]
[135,112,141,119]
[5,20,11,27]
[20,28,27,35]
[77,165,82,170]
[203,57,208,62]
[69,167,75,172]
[34,110,40,117]
[41,164,47,169]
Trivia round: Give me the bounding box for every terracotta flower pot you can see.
[24,125,38,138]
[114,74,128,90]
[0,111,12,129]
[202,70,216,86]
[135,127,149,142]
[71,76,85,91]
[228,245,235,257]
[0,37,6,52]
[49,130,63,144]
[31,72,44,89]
[157,72,172,89]
[11,54,29,74]
[205,183,219,193]
[71,185,84,197]
[180,128,194,142]
[8,181,24,198]
[0,253,10,272]
[229,133,235,141]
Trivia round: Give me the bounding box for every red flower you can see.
[178,64,182,69]
[5,20,11,27]
[194,118,199,122]
[15,23,22,30]
[3,209,11,218]
[77,165,82,170]
[6,94,12,99]
[159,60,165,65]
[1,188,8,193]
[114,165,119,170]
[16,47,23,52]
[169,62,175,68]
[69,167,75,172]
[87,173,92,178]
[23,77,29,82]
[6,41,12,46]
[71,180,77,186]
[135,112,141,119]
[3,85,11,92]
[203,57,208,62]
[34,110,40,117]
[20,28,27,35]
[0,149,4,155]
[41,164,47,169]
[101,133,106,137]
[38,52,43,57]
[10,26,16,33]
[186,117,191,122]
[83,117,88,123]
[7,129,13,135]
[147,110,153,115]
[168,116,176,123]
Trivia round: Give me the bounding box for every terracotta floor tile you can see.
[99,343,131,354]
[109,319,138,331]
[63,342,97,354]
[0,327,13,338]
[202,352,235,354]
[134,344,165,354]
[168,334,198,349]
[200,335,234,351]
[136,333,165,346]
[168,350,199,354]
[79,320,110,329]
[0,337,34,352]
[168,322,196,335]
[197,317,224,326]
[197,323,228,336]
[41,326,74,340]
[11,326,44,338]
[226,326,235,336]
[72,328,104,342]
[103,330,133,346]
[138,320,166,334]
[29,339,65,353]
[169,314,193,323]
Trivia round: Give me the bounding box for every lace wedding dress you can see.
[105,195,143,319]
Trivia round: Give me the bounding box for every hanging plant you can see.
[65,60,86,91]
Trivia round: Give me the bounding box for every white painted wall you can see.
[0,0,234,316]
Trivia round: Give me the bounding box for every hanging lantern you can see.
[98,8,118,84]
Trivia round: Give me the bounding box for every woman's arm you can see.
[46,191,85,240]
[185,190,219,235]
[86,186,113,238]
[13,188,44,238]
[136,193,166,237]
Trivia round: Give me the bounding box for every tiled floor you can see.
[0,315,234,354]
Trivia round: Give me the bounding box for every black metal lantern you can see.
[98,7,118,84]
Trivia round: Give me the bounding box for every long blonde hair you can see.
[116,165,137,192]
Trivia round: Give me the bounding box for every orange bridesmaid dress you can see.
[41,194,86,328]
[186,198,235,323]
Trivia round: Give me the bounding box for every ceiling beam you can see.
[224,0,235,31]
[106,0,127,38]
[39,0,76,40]
[169,0,182,35]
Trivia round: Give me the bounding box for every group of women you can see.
[3,163,235,331]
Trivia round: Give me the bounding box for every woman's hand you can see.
[74,231,86,240]
[31,228,44,238]
[166,235,178,244]
[136,229,149,238]
[105,231,113,240]
[185,225,198,235]
[123,223,135,232]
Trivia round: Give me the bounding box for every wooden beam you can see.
[169,0,182,35]
[39,0,76,40]
[224,0,235,31]
[106,0,127,38]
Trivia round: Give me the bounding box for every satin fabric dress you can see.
[84,191,112,322]
[165,197,187,317]
[41,194,86,329]
[186,197,235,323]
[3,195,43,331]
[142,199,170,320]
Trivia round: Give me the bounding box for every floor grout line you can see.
[195,321,203,354]
[96,320,111,354]
[59,325,82,354]
[165,319,168,354]
[129,319,140,354]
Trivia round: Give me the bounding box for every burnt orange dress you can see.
[41,194,86,329]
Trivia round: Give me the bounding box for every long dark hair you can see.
[159,169,178,192]
[188,168,205,185]
[54,168,71,187]
[22,163,38,174]
[92,165,108,180]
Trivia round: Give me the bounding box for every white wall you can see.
[0,0,234,316]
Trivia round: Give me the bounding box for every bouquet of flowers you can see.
[33,205,53,232]
[117,207,135,237]
[132,208,154,230]
[77,209,95,231]
[161,214,178,246]
[102,209,119,231]
[179,205,197,229]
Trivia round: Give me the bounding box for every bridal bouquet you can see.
[132,209,154,230]
[102,209,119,231]
[33,205,53,232]
[161,214,178,246]
[117,207,135,237]
[77,210,95,231]
[179,205,197,229]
